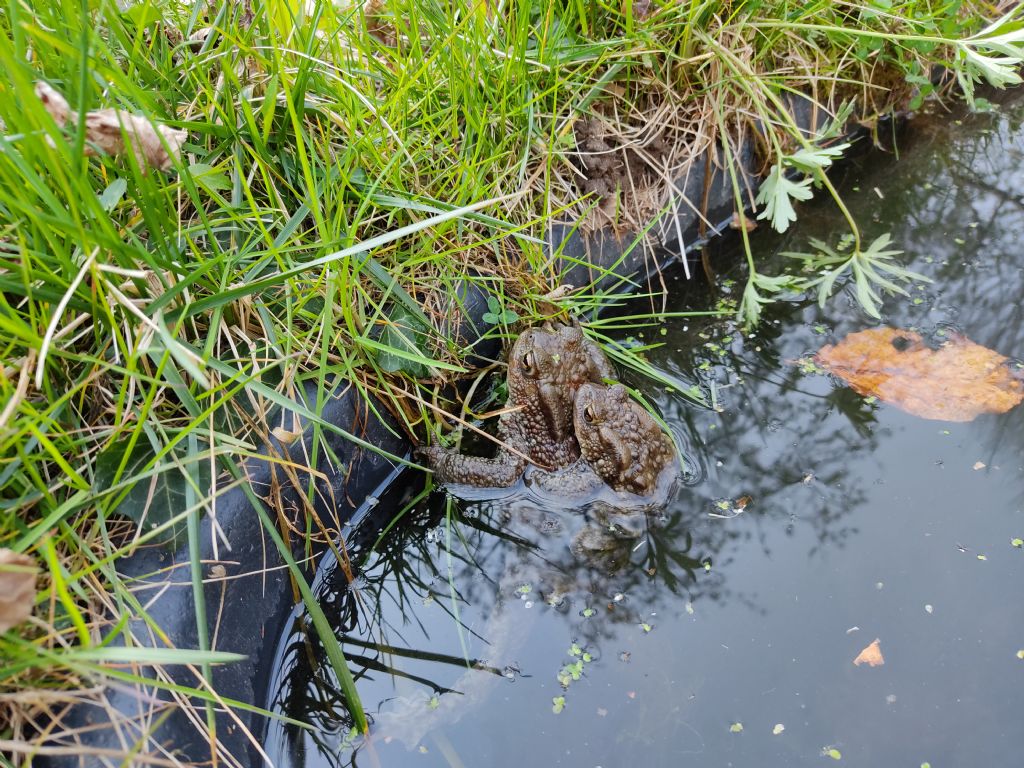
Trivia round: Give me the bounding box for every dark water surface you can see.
[265,97,1024,767]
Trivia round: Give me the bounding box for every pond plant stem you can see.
[3,0,1024,763]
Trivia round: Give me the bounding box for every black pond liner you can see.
[48,99,894,766]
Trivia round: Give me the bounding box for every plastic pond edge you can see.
[45,99,895,766]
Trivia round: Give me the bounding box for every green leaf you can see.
[814,101,856,142]
[121,2,162,28]
[859,0,891,20]
[71,646,245,665]
[188,162,233,193]
[785,143,850,174]
[739,270,800,328]
[963,49,1022,89]
[482,295,519,326]
[730,722,744,733]
[739,279,766,328]
[367,306,455,378]
[558,660,584,684]
[852,268,882,318]
[786,233,926,318]
[552,696,566,714]
[955,20,1024,107]
[755,164,813,233]
[97,178,127,212]
[93,439,212,547]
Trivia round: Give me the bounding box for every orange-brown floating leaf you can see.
[0,549,38,633]
[853,638,885,667]
[814,327,1024,422]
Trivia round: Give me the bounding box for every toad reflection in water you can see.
[371,382,680,749]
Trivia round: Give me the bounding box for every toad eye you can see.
[521,351,536,375]
[583,405,597,423]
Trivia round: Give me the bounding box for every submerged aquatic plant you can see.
[786,233,930,319]
[3,0,1024,762]
[730,6,1024,324]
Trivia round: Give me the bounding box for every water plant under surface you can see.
[268,92,1024,767]
[1,0,1024,761]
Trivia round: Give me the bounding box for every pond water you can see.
[264,95,1024,767]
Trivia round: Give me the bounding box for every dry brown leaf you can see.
[362,0,399,45]
[0,549,38,633]
[271,426,303,445]
[730,211,757,232]
[35,81,187,173]
[814,327,1024,422]
[187,27,213,51]
[853,637,885,667]
[632,0,653,19]
[541,284,576,302]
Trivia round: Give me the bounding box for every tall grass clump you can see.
[1,0,1023,762]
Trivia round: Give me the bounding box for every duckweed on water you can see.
[7,0,1024,759]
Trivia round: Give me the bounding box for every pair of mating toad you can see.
[422,321,676,497]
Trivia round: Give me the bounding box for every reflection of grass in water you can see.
[5,0,1024,760]
[328,488,724,742]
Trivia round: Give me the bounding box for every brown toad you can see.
[423,321,613,487]
[575,382,676,494]
[528,382,677,497]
